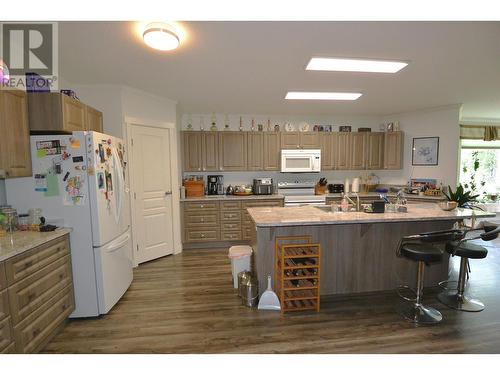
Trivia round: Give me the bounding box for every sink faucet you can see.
[343,193,361,212]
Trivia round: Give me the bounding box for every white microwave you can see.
[281,149,321,173]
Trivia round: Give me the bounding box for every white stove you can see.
[277,180,326,207]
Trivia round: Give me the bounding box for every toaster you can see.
[252,178,274,195]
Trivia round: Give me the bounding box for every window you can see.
[459,139,500,201]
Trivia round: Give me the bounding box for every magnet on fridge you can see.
[98,144,105,163]
[106,147,112,157]
[63,171,70,181]
[72,156,84,163]
[107,139,112,145]
[69,137,81,149]
[62,151,71,160]
[97,172,105,190]
[86,166,93,175]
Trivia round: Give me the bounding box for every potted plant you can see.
[443,184,482,210]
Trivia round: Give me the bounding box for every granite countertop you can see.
[247,204,495,227]
[0,228,72,262]
[181,194,285,202]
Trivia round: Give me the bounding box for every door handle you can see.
[165,191,172,195]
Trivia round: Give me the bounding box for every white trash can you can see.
[228,245,253,288]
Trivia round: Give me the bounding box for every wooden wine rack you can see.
[275,236,321,313]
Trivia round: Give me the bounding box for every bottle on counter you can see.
[340,196,349,212]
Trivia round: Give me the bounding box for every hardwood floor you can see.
[42,239,500,354]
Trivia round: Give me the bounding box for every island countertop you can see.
[247,204,495,227]
[0,228,72,262]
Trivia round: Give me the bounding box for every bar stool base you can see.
[398,303,443,324]
[437,290,485,312]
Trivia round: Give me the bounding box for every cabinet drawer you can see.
[0,263,6,291]
[0,290,9,322]
[185,228,219,242]
[8,256,72,325]
[221,231,242,241]
[183,201,219,211]
[184,212,219,226]
[14,285,74,354]
[221,201,241,210]
[241,199,283,208]
[221,211,241,222]
[222,222,241,231]
[0,317,13,352]
[242,225,254,240]
[5,236,69,285]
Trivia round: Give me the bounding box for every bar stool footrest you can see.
[438,279,458,291]
[396,285,417,302]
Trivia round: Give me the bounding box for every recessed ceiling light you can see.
[285,92,362,101]
[306,57,408,73]
[143,22,180,51]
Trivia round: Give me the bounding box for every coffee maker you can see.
[207,175,224,195]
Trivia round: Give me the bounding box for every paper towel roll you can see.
[344,178,350,193]
[352,178,360,193]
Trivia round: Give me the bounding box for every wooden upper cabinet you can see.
[320,133,337,170]
[366,132,385,170]
[84,105,103,132]
[349,132,367,170]
[263,132,281,171]
[247,132,264,171]
[28,93,100,133]
[0,90,32,178]
[280,132,319,149]
[299,132,319,149]
[61,94,86,131]
[202,132,219,171]
[183,131,203,172]
[336,132,350,170]
[280,132,300,149]
[218,132,247,171]
[384,131,404,170]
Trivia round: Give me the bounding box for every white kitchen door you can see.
[129,125,175,264]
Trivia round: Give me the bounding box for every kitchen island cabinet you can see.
[247,204,493,297]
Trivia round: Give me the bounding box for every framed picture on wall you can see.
[412,137,439,166]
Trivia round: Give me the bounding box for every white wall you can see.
[383,104,461,188]
[180,107,461,188]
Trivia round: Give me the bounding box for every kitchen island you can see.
[247,204,494,297]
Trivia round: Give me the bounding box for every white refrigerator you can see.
[5,131,133,317]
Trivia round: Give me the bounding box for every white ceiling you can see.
[59,21,500,118]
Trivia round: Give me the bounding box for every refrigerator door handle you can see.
[111,147,125,224]
[104,231,131,253]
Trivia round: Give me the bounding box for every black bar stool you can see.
[438,224,500,312]
[396,229,464,324]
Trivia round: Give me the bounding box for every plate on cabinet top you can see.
[285,123,295,132]
[299,122,310,132]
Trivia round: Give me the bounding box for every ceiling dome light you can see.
[143,22,180,51]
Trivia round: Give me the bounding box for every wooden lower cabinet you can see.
[0,235,75,354]
[182,198,284,244]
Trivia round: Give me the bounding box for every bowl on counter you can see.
[438,201,458,211]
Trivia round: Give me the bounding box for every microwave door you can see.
[283,156,312,172]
